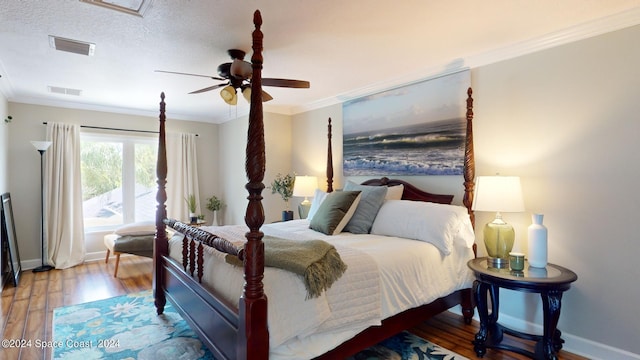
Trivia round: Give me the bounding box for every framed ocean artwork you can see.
[342,70,470,176]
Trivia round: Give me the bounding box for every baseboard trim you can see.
[20,251,135,271]
[449,306,640,360]
[20,258,43,271]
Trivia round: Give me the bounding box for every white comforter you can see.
[168,219,475,360]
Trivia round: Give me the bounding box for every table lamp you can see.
[472,176,525,268]
[293,175,317,219]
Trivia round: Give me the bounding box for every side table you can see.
[467,257,577,360]
[184,219,206,227]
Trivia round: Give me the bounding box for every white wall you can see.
[218,114,248,225]
[6,103,218,263]
[0,91,8,193]
[291,24,640,359]
[0,91,7,291]
[472,24,640,358]
[219,112,293,224]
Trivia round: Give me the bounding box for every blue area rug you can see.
[52,291,214,360]
[53,291,468,360]
[346,331,469,360]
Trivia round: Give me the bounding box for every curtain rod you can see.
[42,122,198,136]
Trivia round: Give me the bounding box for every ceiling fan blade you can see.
[262,90,273,102]
[155,70,225,81]
[189,83,228,94]
[262,78,310,88]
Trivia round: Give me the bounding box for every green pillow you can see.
[343,182,388,234]
[309,191,361,235]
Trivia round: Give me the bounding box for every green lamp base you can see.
[483,214,515,269]
[487,256,510,269]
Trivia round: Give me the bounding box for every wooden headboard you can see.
[361,177,454,204]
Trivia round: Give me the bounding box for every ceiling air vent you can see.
[49,36,95,56]
[48,86,82,96]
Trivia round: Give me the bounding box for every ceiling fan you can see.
[155,49,310,105]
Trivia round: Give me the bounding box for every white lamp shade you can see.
[230,59,252,79]
[293,176,318,198]
[472,176,525,213]
[31,141,52,151]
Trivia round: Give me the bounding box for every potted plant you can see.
[206,195,225,226]
[270,173,295,221]
[185,194,198,224]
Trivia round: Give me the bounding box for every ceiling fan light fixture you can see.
[242,86,274,103]
[160,47,309,106]
[231,59,252,79]
[241,86,251,103]
[220,85,237,105]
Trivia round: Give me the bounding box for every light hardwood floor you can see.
[1,256,152,360]
[1,256,587,360]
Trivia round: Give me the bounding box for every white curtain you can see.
[166,133,200,220]
[45,123,85,268]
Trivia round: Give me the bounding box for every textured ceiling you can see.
[1,1,639,123]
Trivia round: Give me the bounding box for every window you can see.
[80,133,157,231]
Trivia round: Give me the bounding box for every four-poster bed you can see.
[153,9,477,360]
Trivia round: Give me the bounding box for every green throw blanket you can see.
[226,236,347,299]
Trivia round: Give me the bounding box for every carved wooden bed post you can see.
[326,118,334,192]
[238,9,269,360]
[461,87,476,323]
[463,87,475,230]
[153,92,168,314]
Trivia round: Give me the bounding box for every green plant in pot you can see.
[271,173,295,221]
[185,194,198,224]
[206,195,225,226]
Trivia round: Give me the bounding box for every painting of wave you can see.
[343,70,469,176]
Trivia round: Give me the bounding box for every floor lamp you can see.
[31,141,54,272]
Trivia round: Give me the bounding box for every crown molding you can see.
[465,6,640,69]
[293,6,640,115]
[9,95,220,123]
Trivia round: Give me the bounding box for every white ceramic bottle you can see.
[527,214,548,268]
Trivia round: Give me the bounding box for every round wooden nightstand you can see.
[467,257,577,360]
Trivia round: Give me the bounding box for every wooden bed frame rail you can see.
[163,219,243,281]
[153,9,476,360]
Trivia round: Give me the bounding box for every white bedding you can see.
[168,219,475,360]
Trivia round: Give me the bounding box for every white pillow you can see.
[306,188,327,221]
[370,200,475,254]
[385,184,404,200]
[115,221,156,236]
